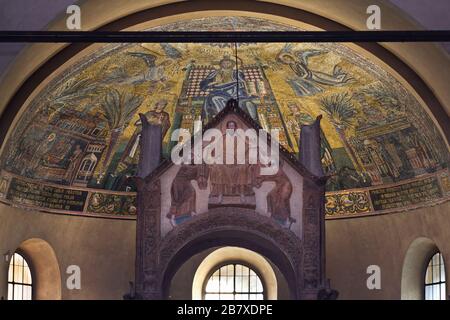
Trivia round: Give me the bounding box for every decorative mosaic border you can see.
[325,168,450,219]
[0,170,136,219]
[0,168,448,220]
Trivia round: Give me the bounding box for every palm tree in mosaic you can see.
[48,77,99,115]
[320,93,361,172]
[100,88,144,174]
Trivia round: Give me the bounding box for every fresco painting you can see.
[0,16,448,217]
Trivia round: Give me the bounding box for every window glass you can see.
[204,264,264,300]
[425,252,446,300]
[7,253,33,300]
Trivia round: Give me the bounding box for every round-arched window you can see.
[203,264,264,300]
[7,253,33,300]
[425,252,446,300]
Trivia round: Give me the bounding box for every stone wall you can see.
[0,200,449,299]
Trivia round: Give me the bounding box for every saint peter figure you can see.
[286,102,335,174]
[124,99,171,161]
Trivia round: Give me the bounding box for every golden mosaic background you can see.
[0,17,448,217]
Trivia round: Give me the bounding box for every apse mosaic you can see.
[0,16,448,218]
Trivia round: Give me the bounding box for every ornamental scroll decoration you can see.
[133,177,162,300]
[325,191,371,216]
[159,207,302,270]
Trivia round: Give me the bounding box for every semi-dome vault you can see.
[0,16,448,218]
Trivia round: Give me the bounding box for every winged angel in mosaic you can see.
[102,52,170,87]
[277,44,353,96]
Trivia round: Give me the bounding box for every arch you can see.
[15,238,62,300]
[159,208,302,299]
[77,153,98,182]
[401,237,440,300]
[192,247,278,300]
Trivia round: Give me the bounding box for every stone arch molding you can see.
[158,208,303,299]
[401,237,441,300]
[191,246,279,300]
[15,238,62,300]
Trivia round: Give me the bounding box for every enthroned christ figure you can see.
[208,120,258,206]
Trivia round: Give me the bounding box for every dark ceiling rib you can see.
[0,30,449,43]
